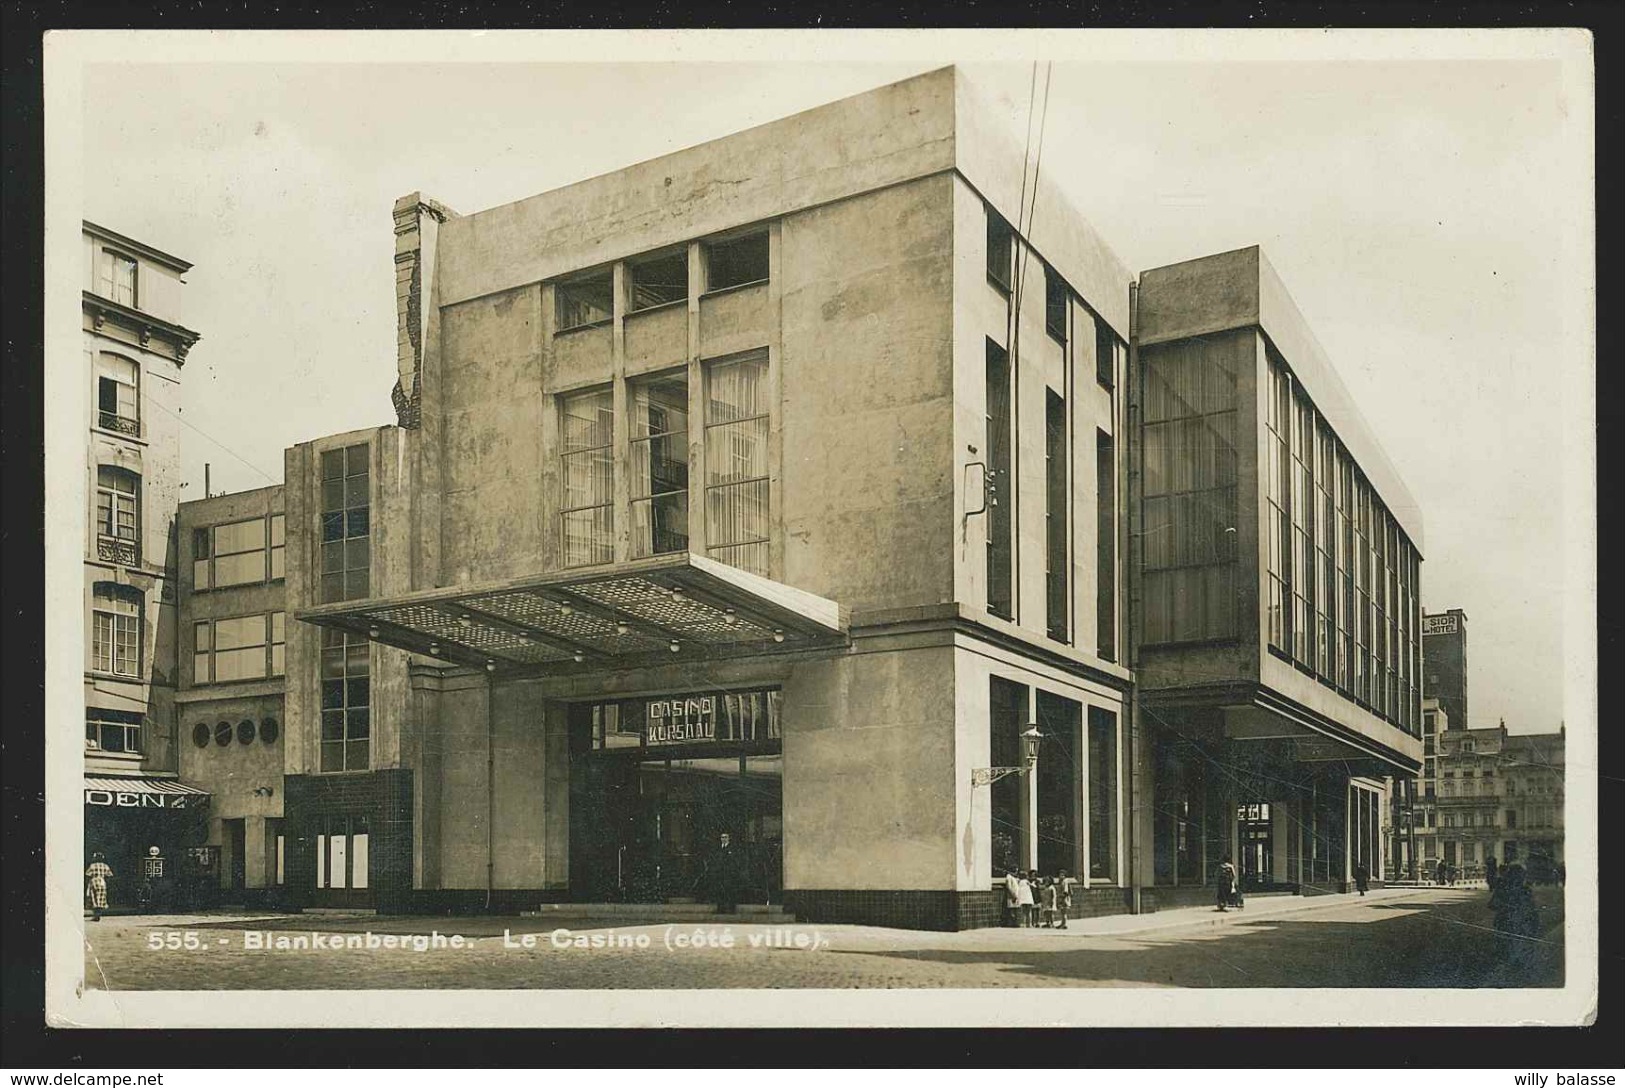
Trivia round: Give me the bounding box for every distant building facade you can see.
[1422,608,1468,730]
[1418,721,1565,880]
[82,221,206,905]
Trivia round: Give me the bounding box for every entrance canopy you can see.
[1220,694,1422,777]
[296,553,849,675]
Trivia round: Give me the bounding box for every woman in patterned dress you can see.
[85,853,112,921]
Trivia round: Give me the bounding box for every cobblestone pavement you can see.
[82,887,1563,991]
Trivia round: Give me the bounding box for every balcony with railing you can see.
[98,410,141,437]
[96,535,140,566]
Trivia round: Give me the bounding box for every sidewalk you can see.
[1005,884,1462,941]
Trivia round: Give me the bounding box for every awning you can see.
[85,775,210,810]
[295,552,849,675]
[1220,695,1423,776]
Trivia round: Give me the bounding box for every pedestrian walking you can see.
[1485,854,1499,892]
[1015,869,1035,927]
[1003,868,1022,927]
[85,853,112,921]
[1354,860,1370,896]
[711,831,741,913]
[1216,855,1238,912]
[1056,869,1075,930]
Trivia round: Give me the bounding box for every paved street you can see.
[82,886,1563,991]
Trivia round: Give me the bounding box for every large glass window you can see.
[989,678,1027,877]
[1044,389,1068,642]
[556,270,613,331]
[1290,392,1314,667]
[630,373,690,558]
[1264,361,1290,651]
[703,231,768,293]
[193,612,285,683]
[95,354,140,435]
[321,445,370,601]
[1088,706,1118,881]
[1035,692,1081,877]
[97,248,137,307]
[628,252,688,311]
[986,207,1013,292]
[560,388,615,567]
[1316,420,1335,679]
[1141,336,1239,644]
[1096,320,1117,391]
[1096,429,1116,661]
[91,582,141,677]
[320,629,370,773]
[1044,266,1067,342]
[985,339,1014,619]
[192,514,283,589]
[704,351,769,576]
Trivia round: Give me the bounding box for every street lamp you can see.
[972,725,1043,787]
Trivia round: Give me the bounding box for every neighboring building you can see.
[1397,695,1451,880]
[174,485,288,905]
[176,67,1432,927]
[1131,246,1424,899]
[82,221,207,903]
[1428,722,1564,881]
[1422,607,1468,731]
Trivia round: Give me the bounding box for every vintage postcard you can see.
[42,27,1596,1028]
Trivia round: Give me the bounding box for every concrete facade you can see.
[167,67,1433,928]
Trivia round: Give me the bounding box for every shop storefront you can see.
[83,775,211,910]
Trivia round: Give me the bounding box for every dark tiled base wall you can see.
[409,889,570,915]
[785,887,1134,931]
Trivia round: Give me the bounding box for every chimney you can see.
[391,192,456,429]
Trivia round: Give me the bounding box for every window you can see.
[1088,706,1119,881]
[628,251,688,311]
[94,466,140,564]
[630,373,689,558]
[560,388,615,567]
[985,340,1014,618]
[705,351,770,575]
[97,248,137,307]
[96,354,140,435]
[194,517,278,589]
[91,582,141,677]
[1035,692,1081,877]
[989,678,1028,876]
[270,514,285,579]
[85,710,142,754]
[1044,390,1069,642]
[1044,266,1067,342]
[556,270,614,331]
[321,445,370,601]
[1141,336,1240,644]
[1095,319,1115,391]
[320,629,370,772]
[986,207,1013,292]
[704,231,768,292]
[193,613,285,683]
[1096,430,1117,660]
[1315,420,1335,679]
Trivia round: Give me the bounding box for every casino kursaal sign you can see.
[84,789,199,809]
[642,689,781,746]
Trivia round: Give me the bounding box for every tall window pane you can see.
[1140,335,1240,645]
[705,352,769,575]
[1088,706,1119,881]
[560,388,614,567]
[91,583,140,678]
[321,444,370,601]
[630,373,689,558]
[96,354,140,434]
[1096,430,1116,660]
[98,249,137,306]
[1044,390,1068,642]
[985,340,1014,618]
[320,628,369,772]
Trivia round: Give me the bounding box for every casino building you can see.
[176,67,1427,927]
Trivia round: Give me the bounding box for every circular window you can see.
[192,723,210,748]
[259,717,280,744]
[214,721,232,747]
[236,719,256,745]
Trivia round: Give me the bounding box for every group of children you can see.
[1002,868,1076,928]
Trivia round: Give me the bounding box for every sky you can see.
[76,35,1592,735]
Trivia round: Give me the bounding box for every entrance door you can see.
[313,814,371,908]
[1238,802,1273,888]
[224,818,247,893]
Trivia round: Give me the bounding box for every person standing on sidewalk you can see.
[1040,875,1059,928]
[1015,869,1034,927]
[1354,860,1370,896]
[85,853,112,921]
[1003,868,1021,927]
[1056,869,1075,929]
[1216,855,1237,912]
